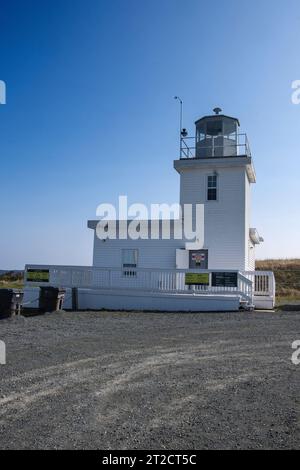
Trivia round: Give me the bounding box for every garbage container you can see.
[39,287,66,313]
[0,289,24,319]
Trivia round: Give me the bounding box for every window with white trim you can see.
[122,249,138,268]
[207,174,218,201]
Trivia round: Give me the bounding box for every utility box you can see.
[0,289,24,319]
[39,287,66,313]
[176,249,189,269]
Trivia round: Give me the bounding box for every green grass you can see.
[276,297,300,305]
[0,280,24,289]
[256,259,300,303]
[0,271,24,290]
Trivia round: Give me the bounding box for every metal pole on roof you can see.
[174,96,183,158]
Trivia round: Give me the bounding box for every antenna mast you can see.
[174,96,183,158]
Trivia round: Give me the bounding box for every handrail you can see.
[241,271,275,296]
[179,133,251,159]
[25,264,252,274]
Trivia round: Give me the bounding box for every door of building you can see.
[189,250,208,269]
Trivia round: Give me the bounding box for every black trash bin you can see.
[39,287,66,313]
[0,289,24,319]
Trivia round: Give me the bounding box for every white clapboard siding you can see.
[179,166,248,270]
[92,222,186,269]
[90,155,257,272]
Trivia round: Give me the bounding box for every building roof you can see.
[174,156,256,183]
[88,219,182,230]
[195,114,240,126]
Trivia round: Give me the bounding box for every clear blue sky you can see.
[0,0,300,269]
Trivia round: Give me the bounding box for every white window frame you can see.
[206,174,218,201]
[122,249,138,277]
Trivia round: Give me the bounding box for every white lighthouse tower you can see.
[174,108,262,271]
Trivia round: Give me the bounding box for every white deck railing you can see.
[24,265,255,305]
[241,271,275,297]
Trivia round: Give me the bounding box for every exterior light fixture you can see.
[181,128,188,138]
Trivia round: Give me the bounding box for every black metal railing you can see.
[180,133,251,159]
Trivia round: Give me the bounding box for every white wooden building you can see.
[88,111,264,276]
[24,109,275,311]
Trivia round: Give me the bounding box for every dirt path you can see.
[0,310,299,449]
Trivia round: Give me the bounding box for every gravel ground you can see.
[0,310,299,450]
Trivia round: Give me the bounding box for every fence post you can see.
[72,287,78,311]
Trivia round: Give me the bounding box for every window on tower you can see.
[206,120,223,136]
[207,175,218,201]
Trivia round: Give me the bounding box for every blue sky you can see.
[0,0,300,268]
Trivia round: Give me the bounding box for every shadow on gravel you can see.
[276,304,300,311]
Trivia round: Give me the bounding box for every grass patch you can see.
[0,271,24,290]
[256,259,300,301]
[0,280,24,289]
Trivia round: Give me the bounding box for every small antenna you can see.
[174,96,184,158]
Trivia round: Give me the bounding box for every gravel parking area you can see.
[0,310,299,450]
